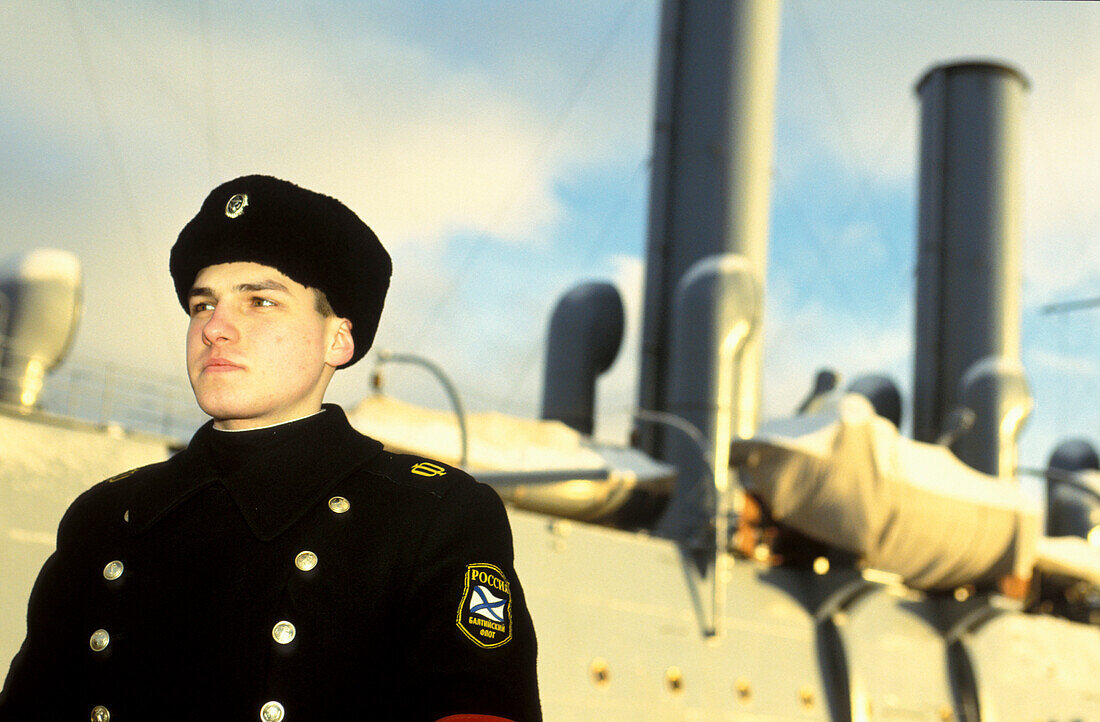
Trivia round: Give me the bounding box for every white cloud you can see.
[779,0,1100,298]
[1,5,564,244]
[0,1,658,259]
[3,0,1093,466]
[1027,347,1100,378]
[0,1,661,400]
[835,221,886,265]
[761,291,912,424]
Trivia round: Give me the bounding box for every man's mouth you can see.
[203,357,244,372]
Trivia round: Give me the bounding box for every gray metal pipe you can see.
[373,350,469,468]
[540,282,624,435]
[657,254,758,542]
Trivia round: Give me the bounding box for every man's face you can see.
[186,262,353,430]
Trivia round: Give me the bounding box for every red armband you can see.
[436,716,516,722]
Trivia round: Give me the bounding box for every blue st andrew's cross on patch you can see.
[457,563,512,648]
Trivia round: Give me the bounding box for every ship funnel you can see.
[913,61,1031,477]
[0,249,82,409]
[635,0,780,541]
[541,282,625,435]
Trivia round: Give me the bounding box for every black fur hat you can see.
[170,175,391,367]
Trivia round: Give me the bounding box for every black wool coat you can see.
[0,405,541,721]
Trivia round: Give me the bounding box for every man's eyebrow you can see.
[187,280,290,298]
[235,280,290,294]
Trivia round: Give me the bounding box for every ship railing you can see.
[0,336,205,441]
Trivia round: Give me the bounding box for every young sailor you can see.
[0,175,541,721]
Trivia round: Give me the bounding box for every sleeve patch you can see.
[456,563,512,648]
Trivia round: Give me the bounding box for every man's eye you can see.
[252,297,276,307]
[190,302,214,315]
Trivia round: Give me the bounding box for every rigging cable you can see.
[199,0,221,184]
[407,0,644,351]
[495,156,652,418]
[1041,296,1100,315]
[783,0,913,370]
[61,0,176,367]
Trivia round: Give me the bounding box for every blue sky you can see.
[1,0,1096,472]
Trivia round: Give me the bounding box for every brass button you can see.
[91,705,111,722]
[260,700,285,721]
[294,550,318,571]
[328,496,350,514]
[89,629,110,652]
[103,560,124,581]
[272,621,296,645]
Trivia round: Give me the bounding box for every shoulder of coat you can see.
[103,457,173,485]
[103,467,141,484]
[81,457,179,506]
[58,458,173,538]
[360,449,474,498]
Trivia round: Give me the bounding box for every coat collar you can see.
[128,404,383,541]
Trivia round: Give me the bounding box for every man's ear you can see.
[325,318,355,368]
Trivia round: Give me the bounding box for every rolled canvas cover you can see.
[734,394,1039,590]
[348,394,675,521]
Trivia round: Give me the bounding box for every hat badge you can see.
[225,193,249,219]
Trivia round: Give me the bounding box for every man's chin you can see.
[195,396,253,425]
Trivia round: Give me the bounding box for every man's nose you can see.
[201,304,238,345]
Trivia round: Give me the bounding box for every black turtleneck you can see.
[205,410,329,478]
[126,404,384,541]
